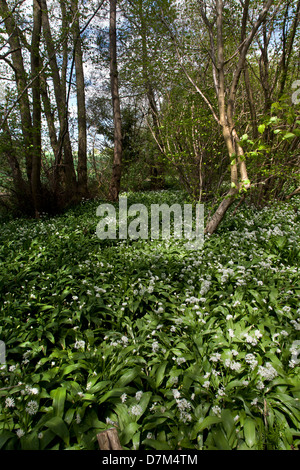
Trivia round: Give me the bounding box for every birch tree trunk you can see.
[204,0,273,234]
[109,0,122,201]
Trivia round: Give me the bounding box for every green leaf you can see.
[21,432,39,450]
[258,124,265,134]
[45,416,69,445]
[142,438,171,450]
[212,428,231,450]
[50,387,67,417]
[282,132,295,140]
[244,418,256,448]
[98,388,134,405]
[0,431,15,449]
[84,329,94,346]
[120,422,139,445]
[221,409,235,436]
[192,416,221,435]
[155,361,168,388]
[137,391,152,416]
[115,367,141,387]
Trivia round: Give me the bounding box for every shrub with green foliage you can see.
[0,191,299,450]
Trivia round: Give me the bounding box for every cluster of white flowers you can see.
[74,340,85,350]
[245,353,258,370]
[212,405,222,417]
[22,350,31,365]
[199,280,211,296]
[220,268,235,284]
[210,353,221,363]
[244,330,262,346]
[173,356,186,366]
[172,390,192,423]
[258,362,278,381]
[22,385,39,396]
[108,335,129,348]
[224,359,242,372]
[121,393,127,403]
[5,397,15,408]
[25,400,39,415]
[16,429,25,438]
[291,319,300,331]
[129,404,143,417]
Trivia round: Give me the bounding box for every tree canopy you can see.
[0,0,299,230]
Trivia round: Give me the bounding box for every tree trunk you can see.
[204,0,271,234]
[40,0,77,202]
[2,122,28,205]
[31,0,42,217]
[0,0,33,182]
[109,0,122,201]
[71,0,88,199]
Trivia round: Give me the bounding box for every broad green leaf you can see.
[155,361,168,388]
[137,391,152,416]
[21,432,39,450]
[115,366,141,387]
[142,438,171,450]
[282,132,295,140]
[45,416,69,445]
[0,431,15,449]
[221,409,235,437]
[244,418,256,448]
[98,388,134,405]
[212,428,231,450]
[192,416,221,435]
[50,387,66,417]
[120,422,139,445]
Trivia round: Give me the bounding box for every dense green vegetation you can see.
[0,0,299,453]
[0,191,299,450]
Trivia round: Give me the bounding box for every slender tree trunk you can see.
[31,0,42,217]
[0,0,33,182]
[204,0,238,234]
[40,72,59,162]
[59,0,69,98]
[40,0,77,202]
[109,0,122,201]
[2,122,28,203]
[279,0,300,97]
[205,0,271,234]
[137,0,164,186]
[71,0,88,198]
[243,63,258,139]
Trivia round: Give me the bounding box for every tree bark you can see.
[109,0,122,201]
[204,0,272,234]
[97,428,123,450]
[1,122,28,204]
[0,0,33,182]
[71,0,88,198]
[40,0,77,201]
[31,0,42,217]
